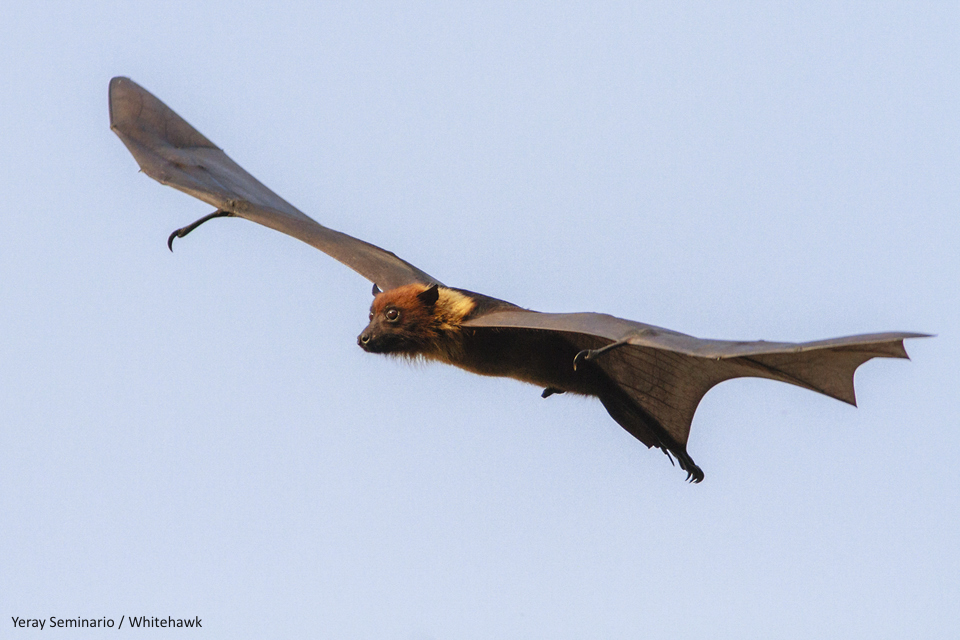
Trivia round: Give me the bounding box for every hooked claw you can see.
[167,209,234,251]
[572,339,630,371]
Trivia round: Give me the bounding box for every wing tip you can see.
[108,76,143,130]
[889,332,934,360]
[108,76,218,151]
[901,332,934,361]
[841,332,932,405]
[108,76,130,131]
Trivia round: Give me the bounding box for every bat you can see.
[109,76,927,482]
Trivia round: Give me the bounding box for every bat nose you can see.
[358,333,371,347]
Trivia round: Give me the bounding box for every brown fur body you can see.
[359,283,597,392]
[358,284,692,473]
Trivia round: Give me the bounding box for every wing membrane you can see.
[109,76,437,290]
[468,309,926,450]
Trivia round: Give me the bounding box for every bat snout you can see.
[357,326,408,354]
[357,329,389,353]
[357,331,372,350]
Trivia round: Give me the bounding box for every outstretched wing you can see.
[467,309,927,481]
[109,77,437,290]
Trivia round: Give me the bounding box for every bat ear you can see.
[371,283,382,296]
[416,283,440,306]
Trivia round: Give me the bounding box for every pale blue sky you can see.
[2,2,957,638]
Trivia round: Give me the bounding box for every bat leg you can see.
[167,209,234,251]
[541,387,565,399]
[599,389,705,483]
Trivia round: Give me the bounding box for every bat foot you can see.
[167,209,234,251]
[677,453,704,483]
[685,466,705,483]
[661,445,704,483]
[541,387,565,399]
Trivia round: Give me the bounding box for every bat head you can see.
[358,283,442,355]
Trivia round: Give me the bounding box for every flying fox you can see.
[109,76,927,482]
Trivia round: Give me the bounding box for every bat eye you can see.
[369,311,374,321]
[385,308,400,322]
